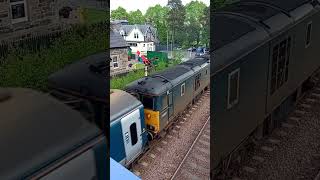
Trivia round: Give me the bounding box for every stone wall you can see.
[110,48,131,76]
[0,0,80,42]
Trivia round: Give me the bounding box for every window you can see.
[142,96,153,109]
[130,123,138,146]
[10,0,28,24]
[162,94,168,110]
[181,83,186,96]
[270,37,291,95]
[112,56,118,69]
[134,33,139,39]
[306,21,312,47]
[195,74,201,91]
[228,68,240,109]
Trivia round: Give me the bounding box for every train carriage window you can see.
[181,83,186,96]
[228,68,240,109]
[306,21,312,47]
[130,123,138,146]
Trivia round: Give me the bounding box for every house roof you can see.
[110,29,129,49]
[120,24,157,39]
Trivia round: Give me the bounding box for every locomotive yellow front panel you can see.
[144,109,160,134]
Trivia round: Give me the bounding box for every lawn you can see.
[82,8,107,24]
[0,23,107,91]
[111,60,180,90]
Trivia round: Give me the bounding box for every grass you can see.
[111,60,180,90]
[82,8,107,24]
[0,24,107,91]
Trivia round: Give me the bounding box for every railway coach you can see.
[211,0,320,176]
[125,57,210,138]
[110,89,148,168]
[0,88,107,180]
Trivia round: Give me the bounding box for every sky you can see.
[110,0,210,14]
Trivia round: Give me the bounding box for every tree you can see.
[128,10,145,24]
[145,5,169,44]
[167,0,186,46]
[185,1,207,46]
[200,6,210,47]
[110,7,128,20]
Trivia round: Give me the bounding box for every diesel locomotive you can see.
[211,0,320,176]
[0,88,107,180]
[110,57,210,167]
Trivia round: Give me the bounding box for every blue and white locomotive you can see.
[110,89,148,167]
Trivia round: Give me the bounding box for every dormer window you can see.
[10,0,28,24]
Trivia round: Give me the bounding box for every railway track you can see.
[170,116,210,180]
[131,89,210,179]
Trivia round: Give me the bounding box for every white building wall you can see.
[124,28,144,42]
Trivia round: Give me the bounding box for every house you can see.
[118,24,159,57]
[0,0,79,42]
[110,29,131,76]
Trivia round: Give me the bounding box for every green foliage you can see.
[171,50,183,65]
[167,0,186,45]
[111,7,129,20]
[0,24,107,91]
[128,10,145,24]
[184,1,207,46]
[111,60,174,90]
[83,8,108,24]
[145,5,169,44]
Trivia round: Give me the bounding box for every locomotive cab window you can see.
[181,83,186,96]
[130,123,138,146]
[142,96,154,109]
[228,68,240,109]
[305,21,312,47]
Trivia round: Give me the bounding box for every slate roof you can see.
[0,88,101,179]
[110,29,129,49]
[120,24,157,39]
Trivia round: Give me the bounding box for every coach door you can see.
[168,91,174,119]
[121,109,143,165]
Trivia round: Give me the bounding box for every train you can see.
[0,87,107,179]
[110,57,210,167]
[211,0,320,176]
[47,52,108,131]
